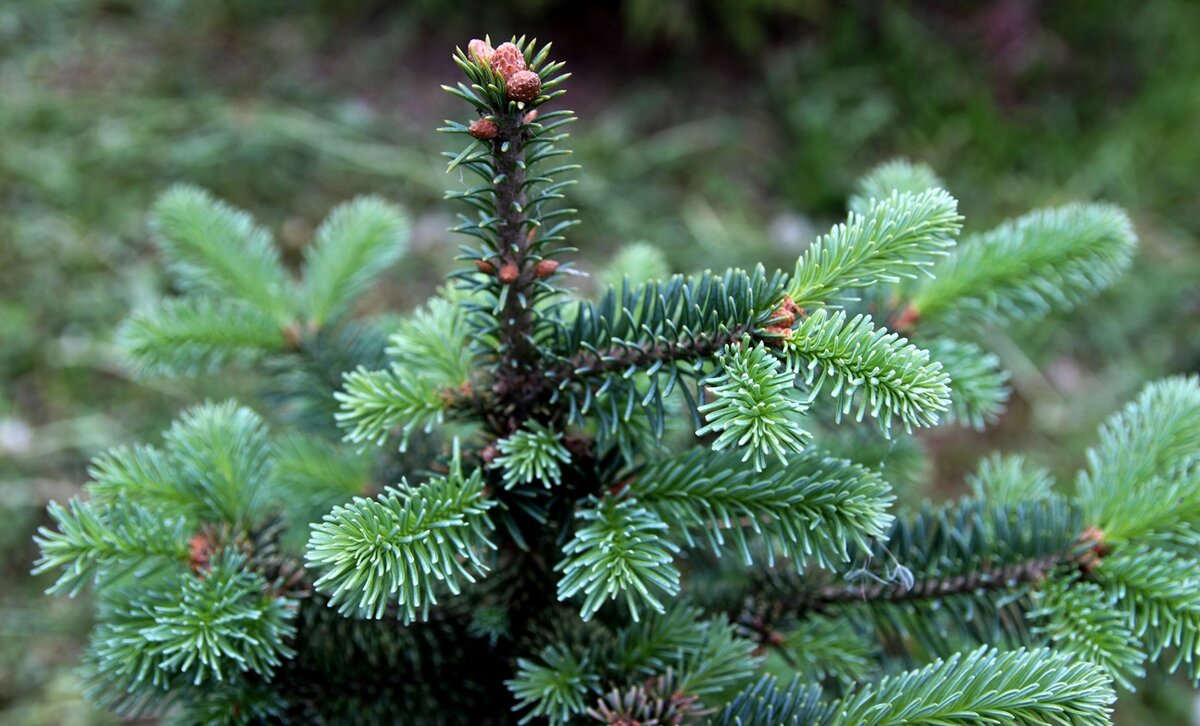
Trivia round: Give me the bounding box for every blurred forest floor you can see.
[1,1,1198,722]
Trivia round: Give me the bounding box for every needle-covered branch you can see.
[788,188,961,309]
[305,462,495,622]
[623,448,894,571]
[911,203,1136,329]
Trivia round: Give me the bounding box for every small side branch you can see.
[804,553,1065,613]
[557,328,744,381]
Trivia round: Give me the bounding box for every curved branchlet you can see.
[305,453,495,622]
[789,188,961,310]
[848,159,946,215]
[912,203,1136,329]
[697,339,812,470]
[716,646,1114,726]
[785,309,952,434]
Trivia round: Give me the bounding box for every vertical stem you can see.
[494,112,536,370]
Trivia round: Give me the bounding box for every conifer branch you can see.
[493,421,572,488]
[507,645,600,726]
[162,401,275,527]
[762,616,876,686]
[334,296,475,449]
[302,196,409,326]
[1031,578,1146,691]
[804,551,1065,613]
[697,340,812,470]
[912,203,1136,328]
[556,497,681,621]
[848,159,945,215]
[625,448,894,571]
[150,185,296,324]
[789,189,960,309]
[785,309,951,432]
[85,551,296,693]
[442,37,576,387]
[1094,545,1200,681]
[305,463,495,622]
[386,296,473,387]
[119,297,287,378]
[712,675,828,725]
[548,267,785,436]
[824,646,1113,726]
[33,499,191,597]
[763,497,1088,658]
[606,604,710,677]
[1078,375,1200,544]
[717,647,1114,726]
[924,337,1010,429]
[969,453,1056,506]
[673,615,758,697]
[334,366,447,449]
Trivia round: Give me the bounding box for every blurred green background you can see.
[2,1,1198,722]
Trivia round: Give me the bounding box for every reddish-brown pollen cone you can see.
[439,381,473,408]
[1077,525,1111,573]
[188,531,214,574]
[468,38,494,67]
[892,303,921,331]
[475,258,497,274]
[498,262,520,284]
[523,110,538,125]
[534,259,559,278]
[468,118,498,140]
[507,69,541,102]
[762,296,801,346]
[489,42,526,80]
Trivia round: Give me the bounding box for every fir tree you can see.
[32,35,1198,725]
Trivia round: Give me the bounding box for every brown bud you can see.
[507,69,541,102]
[439,381,473,408]
[771,302,797,329]
[480,444,499,464]
[523,110,538,125]
[498,262,520,284]
[490,42,525,80]
[1077,525,1110,573]
[468,117,498,140]
[188,531,214,573]
[468,38,494,67]
[761,296,800,346]
[534,259,559,278]
[475,258,496,274]
[891,303,920,331]
[283,322,303,348]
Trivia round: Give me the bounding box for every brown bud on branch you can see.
[498,262,520,284]
[507,70,541,102]
[468,118,498,140]
[468,39,494,67]
[490,42,525,81]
